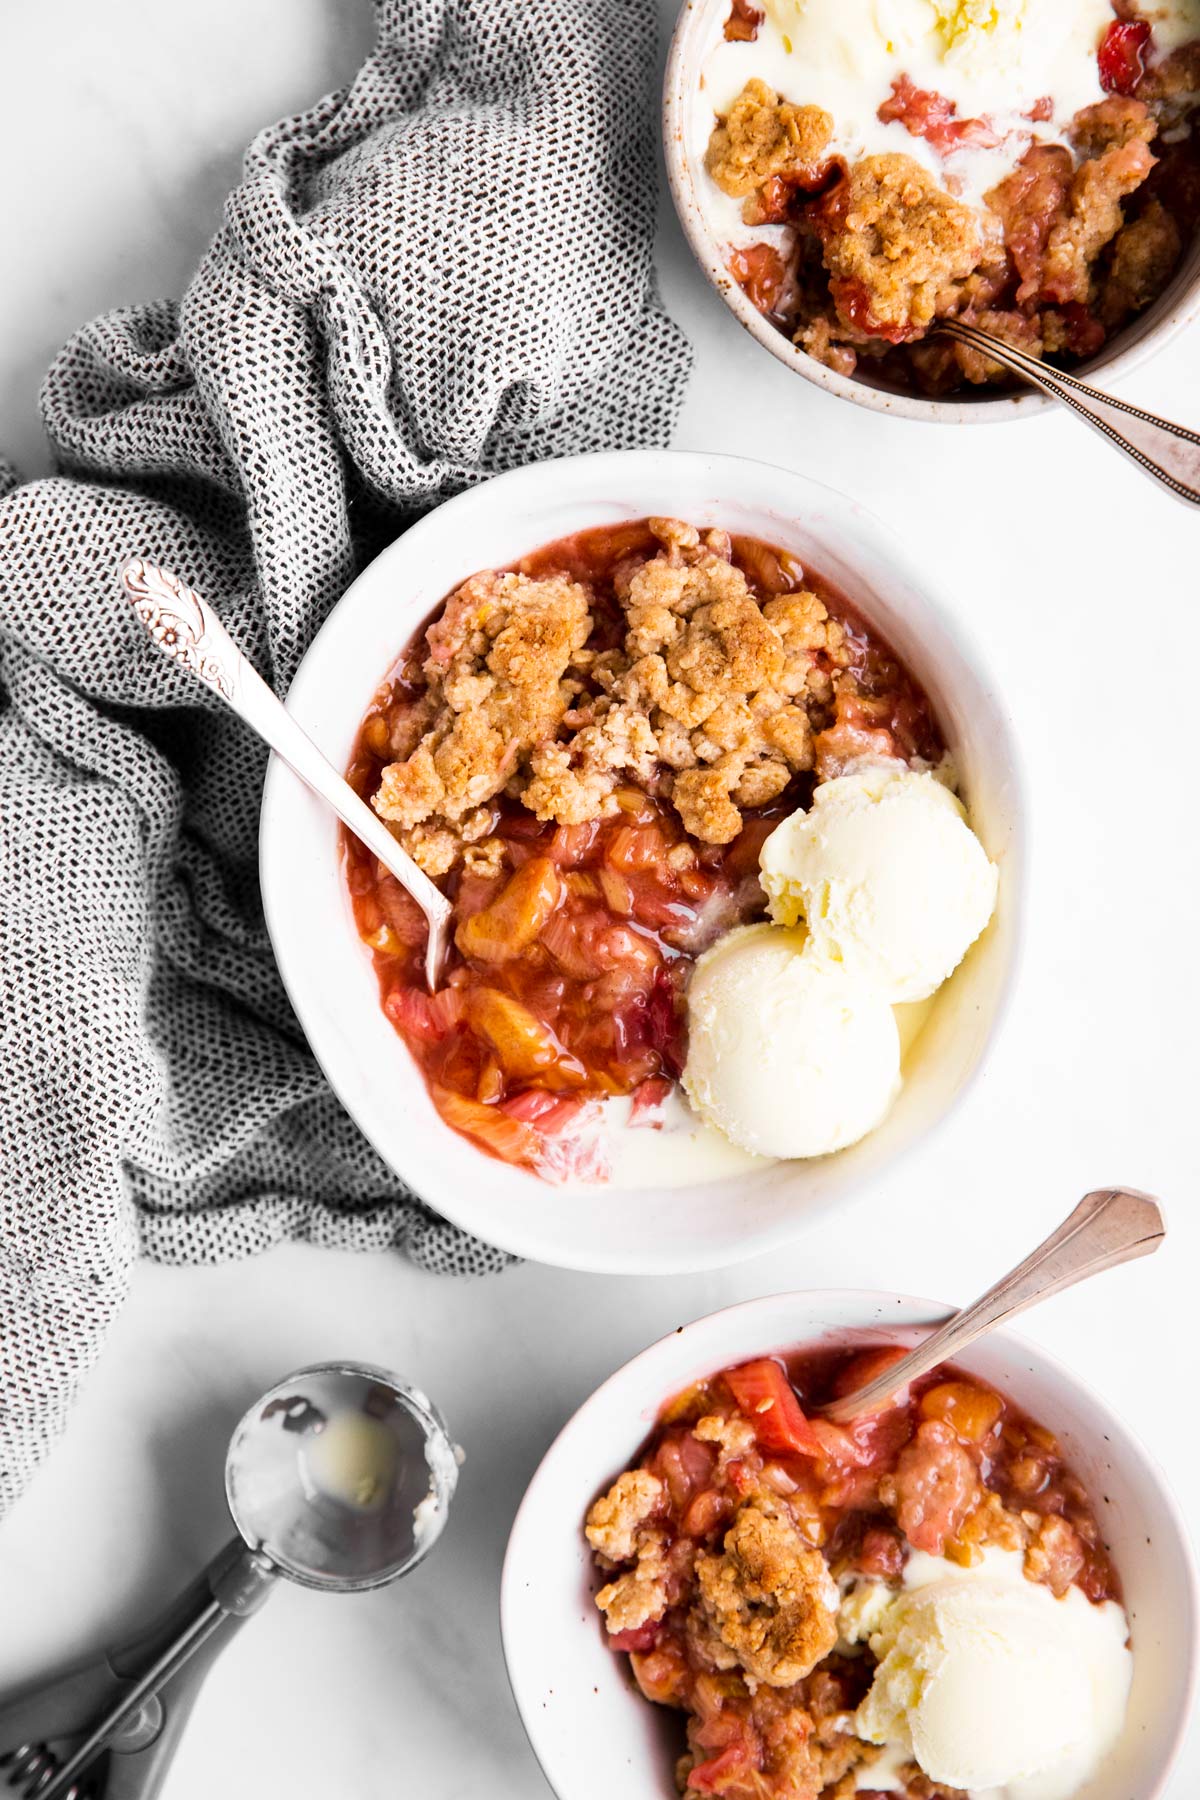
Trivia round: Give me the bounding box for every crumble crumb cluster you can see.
[705,77,834,201]
[370,518,853,873]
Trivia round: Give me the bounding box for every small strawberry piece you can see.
[653,1430,718,1511]
[682,1487,731,1540]
[1058,302,1106,358]
[376,876,430,947]
[729,243,788,315]
[548,820,599,867]
[725,1359,821,1458]
[878,74,1003,155]
[644,967,686,1077]
[631,1640,691,1706]
[501,1089,593,1134]
[1099,19,1152,95]
[629,1075,672,1128]
[607,1619,663,1654]
[810,1417,873,1473]
[888,1419,980,1554]
[857,1524,906,1580]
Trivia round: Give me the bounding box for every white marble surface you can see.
[1,2,1198,1796]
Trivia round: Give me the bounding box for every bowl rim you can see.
[500,1285,1200,1800]
[662,0,1200,424]
[259,447,1028,1272]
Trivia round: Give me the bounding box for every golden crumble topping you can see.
[694,1504,839,1688]
[596,1538,673,1634]
[817,154,985,340]
[1100,201,1181,328]
[585,1469,664,1564]
[706,77,834,205]
[373,570,591,833]
[1041,137,1158,306]
[371,519,851,871]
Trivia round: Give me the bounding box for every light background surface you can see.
[0,2,1197,1795]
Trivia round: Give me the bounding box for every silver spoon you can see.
[0,1362,458,1800]
[121,559,451,990]
[937,319,1200,507]
[822,1186,1165,1424]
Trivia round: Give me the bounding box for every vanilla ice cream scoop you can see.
[682,924,900,1159]
[759,0,1114,126]
[760,769,998,1005]
[843,1549,1133,1800]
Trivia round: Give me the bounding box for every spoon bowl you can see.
[225,1362,458,1592]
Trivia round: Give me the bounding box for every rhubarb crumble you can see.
[585,1343,1131,1800]
[343,518,944,1181]
[698,0,1200,395]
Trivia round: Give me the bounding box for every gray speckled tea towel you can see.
[0,0,692,1512]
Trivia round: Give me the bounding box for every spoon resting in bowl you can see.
[823,1186,1165,1423]
[121,559,451,990]
[936,320,1200,507]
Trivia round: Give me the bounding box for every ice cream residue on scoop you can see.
[839,1546,1133,1799]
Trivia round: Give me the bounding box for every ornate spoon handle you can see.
[822,1187,1166,1422]
[122,559,451,990]
[938,319,1200,507]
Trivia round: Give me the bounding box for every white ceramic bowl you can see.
[663,0,1200,424]
[260,450,1024,1273]
[502,1290,1199,1800]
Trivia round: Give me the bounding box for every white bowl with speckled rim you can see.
[663,0,1200,423]
[501,1289,1199,1800]
[259,449,1024,1274]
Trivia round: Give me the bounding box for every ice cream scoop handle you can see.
[823,1188,1165,1423]
[37,1543,275,1800]
[936,321,1200,507]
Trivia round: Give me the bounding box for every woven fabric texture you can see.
[0,0,691,1512]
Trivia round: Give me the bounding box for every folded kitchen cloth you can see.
[0,0,692,1512]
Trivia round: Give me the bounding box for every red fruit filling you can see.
[344,522,940,1177]
[586,1342,1121,1800]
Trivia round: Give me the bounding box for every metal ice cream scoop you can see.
[0,1362,459,1800]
